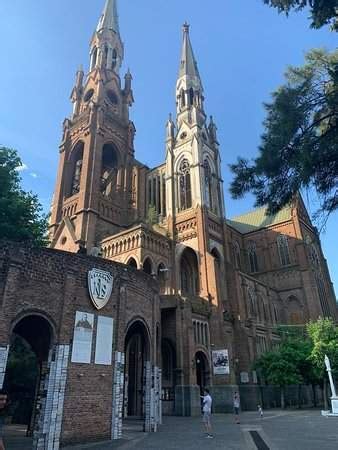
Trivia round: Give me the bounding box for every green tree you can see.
[230,49,338,222]
[262,0,338,30]
[307,318,338,408]
[255,344,300,408]
[0,147,48,246]
[255,335,316,408]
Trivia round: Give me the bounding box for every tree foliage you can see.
[230,49,338,220]
[262,0,338,30]
[307,317,338,378]
[0,147,48,246]
[255,319,338,408]
[255,338,309,387]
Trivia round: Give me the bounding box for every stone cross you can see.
[324,355,337,398]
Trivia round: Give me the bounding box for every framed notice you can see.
[240,372,249,383]
[71,311,94,364]
[95,316,114,365]
[212,349,230,375]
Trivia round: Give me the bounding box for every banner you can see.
[95,316,114,365]
[71,311,94,363]
[212,349,230,375]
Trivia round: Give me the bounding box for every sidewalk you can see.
[3,410,338,449]
[63,409,338,450]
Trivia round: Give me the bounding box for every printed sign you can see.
[212,349,230,375]
[88,269,113,310]
[240,371,249,383]
[95,316,114,365]
[71,311,94,364]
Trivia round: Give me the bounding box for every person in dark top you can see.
[0,391,8,450]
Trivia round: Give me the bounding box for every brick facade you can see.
[0,242,160,447]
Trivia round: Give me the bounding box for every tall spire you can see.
[176,23,205,126]
[179,23,200,81]
[90,0,123,73]
[97,0,120,34]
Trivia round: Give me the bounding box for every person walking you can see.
[233,392,240,424]
[258,404,263,419]
[201,388,213,438]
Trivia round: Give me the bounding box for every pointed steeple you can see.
[90,0,124,73]
[97,0,120,34]
[179,23,200,82]
[176,23,205,127]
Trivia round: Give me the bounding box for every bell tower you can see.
[49,0,136,253]
[164,24,227,312]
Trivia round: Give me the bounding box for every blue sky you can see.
[0,0,336,294]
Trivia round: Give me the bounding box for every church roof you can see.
[227,205,292,234]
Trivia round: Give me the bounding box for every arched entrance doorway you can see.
[195,351,210,394]
[4,315,53,440]
[124,321,150,418]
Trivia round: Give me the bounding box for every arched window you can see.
[248,241,259,273]
[104,45,109,65]
[248,288,256,317]
[69,142,84,197]
[143,257,153,275]
[277,235,290,266]
[232,241,241,270]
[204,160,213,210]
[91,47,98,70]
[310,244,320,267]
[189,87,194,106]
[287,296,303,324]
[178,159,192,211]
[127,257,137,269]
[158,263,167,294]
[180,89,186,108]
[101,143,119,196]
[180,248,199,296]
[211,248,222,301]
[316,275,330,317]
[112,49,117,70]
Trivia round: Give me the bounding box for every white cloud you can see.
[16,162,28,172]
[30,172,38,178]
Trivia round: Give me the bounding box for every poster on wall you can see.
[71,311,94,364]
[212,349,230,375]
[95,316,114,365]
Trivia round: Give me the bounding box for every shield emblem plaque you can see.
[88,269,113,310]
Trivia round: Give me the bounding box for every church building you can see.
[48,0,337,416]
[0,0,336,448]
